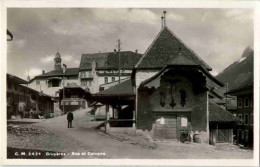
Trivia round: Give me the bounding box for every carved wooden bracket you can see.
[160,91,166,107]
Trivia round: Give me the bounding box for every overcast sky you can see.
[7,8,253,80]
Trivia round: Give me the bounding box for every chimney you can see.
[114,49,117,54]
[42,70,45,74]
[161,16,164,28]
[135,49,138,54]
[63,64,67,74]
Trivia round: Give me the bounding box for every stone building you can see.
[94,24,238,144]
[79,50,142,93]
[131,26,225,143]
[226,83,253,147]
[28,52,80,97]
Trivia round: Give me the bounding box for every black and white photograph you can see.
[1,1,259,166]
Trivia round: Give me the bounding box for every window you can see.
[31,94,37,101]
[156,117,165,125]
[245,130,249,142]
[71,101,79,105]
[244,97,249,107]
[36,80,40,85]
[82,101,86,108]
[238,114,243,125]
[241,130,244,140]
[251,96,253,107]
[244,114,249,125]
[181,116,188,127]
[250,114,253,125]
[112,77,115,82]
[238,98,243,108]
[105,77,108,84]
[51,79,60,87]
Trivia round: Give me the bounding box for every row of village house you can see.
[7,20,253,147]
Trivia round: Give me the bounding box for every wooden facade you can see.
[7,74,54,119]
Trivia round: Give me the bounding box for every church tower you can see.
[54,52,62,70]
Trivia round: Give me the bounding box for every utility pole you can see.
[118,39,121,84]
[63,64,67,114]
[225,82,228,109]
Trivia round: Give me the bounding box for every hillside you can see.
[216,46,254,94]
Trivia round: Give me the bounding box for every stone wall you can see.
[135,70,158,87]
[136,74,209,143]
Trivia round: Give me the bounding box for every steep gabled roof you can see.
[136,26,212,71]
[209,101,238,122]
[80,51,142,71]
[7,73,28,84]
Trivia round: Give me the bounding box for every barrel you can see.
[193,134,202,143]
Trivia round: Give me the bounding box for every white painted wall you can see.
[28,77,80,97]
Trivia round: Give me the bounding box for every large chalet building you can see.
[7,74,54,119]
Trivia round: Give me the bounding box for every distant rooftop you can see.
[7,73,28,84]
[79,51,142,71]
[29,68,79,82]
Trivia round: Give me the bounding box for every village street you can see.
[7,109,253,159]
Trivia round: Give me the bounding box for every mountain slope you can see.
[216,46,254,93]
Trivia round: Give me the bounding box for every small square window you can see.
[104,77,108,84]
[36,80,40,85]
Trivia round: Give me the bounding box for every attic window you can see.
[178,47,182,51]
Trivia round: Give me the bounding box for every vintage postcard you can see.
[1,0,259,166]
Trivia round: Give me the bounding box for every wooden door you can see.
[153,115,177,140]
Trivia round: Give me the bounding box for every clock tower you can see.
[54,52,62,70]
